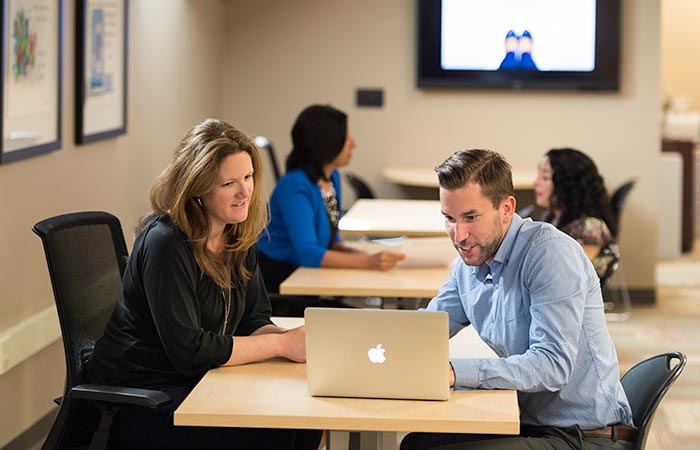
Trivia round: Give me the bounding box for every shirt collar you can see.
[471,214,525,280]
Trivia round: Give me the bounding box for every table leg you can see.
[327,430,347,450]
[360,431,398,450]
[328,431,399,450]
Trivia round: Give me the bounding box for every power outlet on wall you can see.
[356,88,384,107]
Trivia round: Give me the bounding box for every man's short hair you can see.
[435,149,514,208]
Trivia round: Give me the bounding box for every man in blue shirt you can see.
[401,150,635,450]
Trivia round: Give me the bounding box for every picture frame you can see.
[1,0,63,164]
[75,0,127,144]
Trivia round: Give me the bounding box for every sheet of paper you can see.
[352,236,457,268]
[395,237,458,268]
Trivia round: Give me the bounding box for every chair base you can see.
[604,262,632,322]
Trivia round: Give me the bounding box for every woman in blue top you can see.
[258,104,404,293]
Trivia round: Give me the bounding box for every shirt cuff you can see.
[451,358,481,388]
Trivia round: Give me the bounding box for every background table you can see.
[280,266,452,298]
[339,199,445,238]
[383,165,537,190]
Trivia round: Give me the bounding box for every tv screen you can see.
[417,0,621,91]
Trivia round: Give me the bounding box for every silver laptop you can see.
[304,308,451,401]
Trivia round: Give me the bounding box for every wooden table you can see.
[175,318,519,450]
[280,265,452,298]
[383,165,537,190]
[339,199,445,238]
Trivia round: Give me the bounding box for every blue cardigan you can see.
[258,169,342,267]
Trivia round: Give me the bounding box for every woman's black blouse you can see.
[85,214,273,389]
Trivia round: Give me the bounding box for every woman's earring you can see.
[196,197,203,207]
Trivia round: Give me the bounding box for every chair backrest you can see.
[254,135,282,182]
[345,172,376,199]
[620,352,686,450]
[609,179,637,238]
[32,211,128,392]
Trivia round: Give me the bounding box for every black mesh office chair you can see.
[620,352,686,450]
[33,212,170,450]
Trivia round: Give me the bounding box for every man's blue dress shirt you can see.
[426,214,633,429]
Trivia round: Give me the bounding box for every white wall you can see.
[0,1,225,446]
[221,0,660,289]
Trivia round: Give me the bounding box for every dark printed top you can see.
[561,216,618,278]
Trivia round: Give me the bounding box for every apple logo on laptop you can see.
[368,344,387,364]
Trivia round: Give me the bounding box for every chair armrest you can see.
[67,384,172,408]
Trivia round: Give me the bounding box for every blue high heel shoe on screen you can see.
[499,30,519,70]
[519,30,539,70]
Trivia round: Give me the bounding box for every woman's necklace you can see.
[318,179,339,228]
[220,285,231,335]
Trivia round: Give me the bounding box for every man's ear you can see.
[501,196,516,222]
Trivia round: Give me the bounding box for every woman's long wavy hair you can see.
[545,148,617,236]
[140,118,267,288]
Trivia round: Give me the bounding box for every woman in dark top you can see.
[86,119,321,450]
[257,104,404,293]
[533,147,619,278]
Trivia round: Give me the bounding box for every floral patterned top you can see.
[561,216,618,279]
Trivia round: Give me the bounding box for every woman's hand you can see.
[321,247,405,270]
[368,251,406,270]
[279,326,307,363]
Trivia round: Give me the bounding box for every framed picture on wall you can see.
[76,0,127,144]
[1,0,63,164]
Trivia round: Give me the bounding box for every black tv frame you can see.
[417,0,621,91]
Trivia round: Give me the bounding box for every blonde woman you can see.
[86,119,322,449]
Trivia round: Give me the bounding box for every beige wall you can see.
[221,0,661,289]
[0,1,225,446]
[662,0,700,110]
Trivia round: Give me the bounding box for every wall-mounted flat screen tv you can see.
[417,0,621,91]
